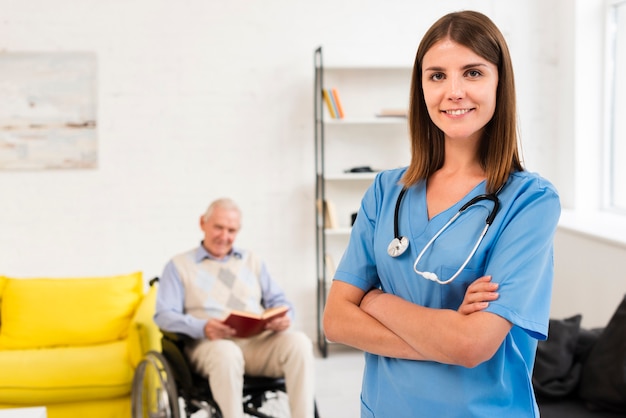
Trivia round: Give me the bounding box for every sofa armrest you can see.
[128,283,162,367]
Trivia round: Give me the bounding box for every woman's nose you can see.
[447,77,465,101]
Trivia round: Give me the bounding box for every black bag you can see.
[578,295,626,413]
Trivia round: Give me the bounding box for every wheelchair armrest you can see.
[161,330,192,343]
[160,330,195,354]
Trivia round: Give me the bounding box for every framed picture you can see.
[0,52,97,170]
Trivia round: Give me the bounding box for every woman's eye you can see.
[430,73,444,81]
[466,69,482,78]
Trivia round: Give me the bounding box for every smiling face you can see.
[421,38,499,145]
[200,205,241,259]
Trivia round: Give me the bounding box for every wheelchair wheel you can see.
[132,350,181,418]
[244,389,291,418]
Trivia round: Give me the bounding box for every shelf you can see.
[325,227,351,236]
[323,65,412,72]
[323,117,407,125]
[324,172,377,181]
[314,46,410,357]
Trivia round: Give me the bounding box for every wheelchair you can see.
[131,329,319,418]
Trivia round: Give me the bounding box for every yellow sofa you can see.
[0,272,161,418]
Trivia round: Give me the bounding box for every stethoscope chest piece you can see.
[388,187,410,257]
[387,236,409,257]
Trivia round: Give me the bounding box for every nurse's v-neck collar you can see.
[421,179,488,222]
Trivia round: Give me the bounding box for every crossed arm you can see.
[323,276,512,367]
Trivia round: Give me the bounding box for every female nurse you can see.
[323,10,561,418]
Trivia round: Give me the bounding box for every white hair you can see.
[202,198,241,222]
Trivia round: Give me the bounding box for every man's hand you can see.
[203,318,236,340]
[458,275,499,315]
[265,314,291,332]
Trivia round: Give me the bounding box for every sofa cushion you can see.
[579,294,626,413]
[0,397,132,418]
[0,340,133,404]
[533,314,583,398]
[0,272,143,349]
[0,397,131,418]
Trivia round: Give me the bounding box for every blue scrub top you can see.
[334,167,561,418]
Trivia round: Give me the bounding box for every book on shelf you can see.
[322,88,345,119]
[322,89,337,119]
[223,305,289,338]
[323,254,336,292]
[328,89,340,118]
[316,199,339,229]
[331,88,345,119]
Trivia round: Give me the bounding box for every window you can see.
[605,0,626,211]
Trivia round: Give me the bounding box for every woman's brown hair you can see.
[401,10,523,193]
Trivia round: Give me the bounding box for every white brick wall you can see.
[2,0,600,338]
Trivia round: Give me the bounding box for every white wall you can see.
[1,0,619,341]
[553,228,626,328]
[548,0,626,329]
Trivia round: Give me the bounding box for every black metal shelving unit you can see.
[313,46,411,357]
[313,46,328,357]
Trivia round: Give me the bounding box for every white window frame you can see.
[603,0,626,213]
[559,0,626,249]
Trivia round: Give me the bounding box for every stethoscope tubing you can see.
[413,222,490,284]
[389,186,502,285]
[393,187,408,239]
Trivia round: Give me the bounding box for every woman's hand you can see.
[359,288,384,315]
[458,275,499,315]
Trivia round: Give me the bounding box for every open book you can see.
[223,305,289,338]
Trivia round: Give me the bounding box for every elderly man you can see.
[154,198,315,418]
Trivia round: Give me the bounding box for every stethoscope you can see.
[386,186,501,285]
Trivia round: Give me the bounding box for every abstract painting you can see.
[0,52,97,170]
